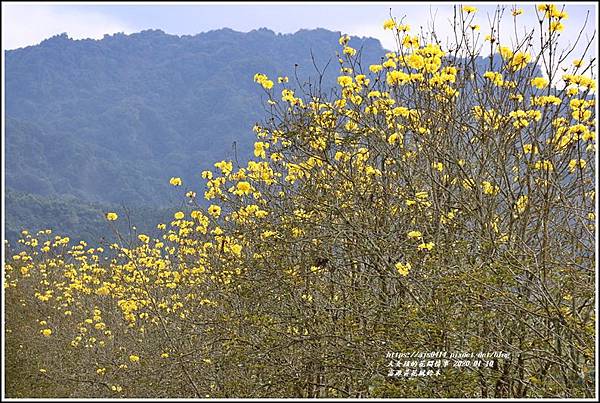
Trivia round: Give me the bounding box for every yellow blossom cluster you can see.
[4,7,596,398]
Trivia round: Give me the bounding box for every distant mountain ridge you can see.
[4,28,386,241]
[5,28,385,205]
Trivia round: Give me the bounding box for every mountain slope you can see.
[4,188,178,244]
[5,28,385,207]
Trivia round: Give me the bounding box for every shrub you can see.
[4,4,596,398]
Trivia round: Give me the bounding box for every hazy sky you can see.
[2,2,598,62]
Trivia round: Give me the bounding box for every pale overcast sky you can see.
[2,2,598,64]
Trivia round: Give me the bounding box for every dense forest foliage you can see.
[5,188,177,243]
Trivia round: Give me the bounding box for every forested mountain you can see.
[3,27,543,243]
[5,28,385,241]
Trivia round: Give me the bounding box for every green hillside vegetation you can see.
[4,6,596,398]
[5,188,175,244]
[5,28,384,206]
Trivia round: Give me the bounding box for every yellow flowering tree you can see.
[4,4,596,398]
